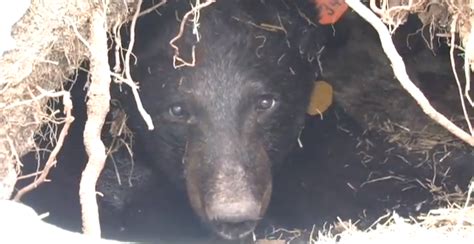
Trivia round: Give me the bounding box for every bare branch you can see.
[138,0,167,18]
[13,92,74,201]
[449,15,473,135]
[114,0,155,130]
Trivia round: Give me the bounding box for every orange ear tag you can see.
[314,0,348,25]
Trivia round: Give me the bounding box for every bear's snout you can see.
[206,198,260,223]
[184,132,272,240]
[206,199,260,239]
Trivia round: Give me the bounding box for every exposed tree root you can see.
[169,0,216,68]
[111,0,157,131]
[13,91,74,201]
[78,3,111,237]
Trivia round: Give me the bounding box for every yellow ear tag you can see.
[307,80,333,116]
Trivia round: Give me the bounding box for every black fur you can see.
[117,0,326,239]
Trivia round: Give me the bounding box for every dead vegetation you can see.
[0,0,146,237]
[0,0,473,242]
[256,182,473,243]
[318,207,474,243]
[347,0,474,147]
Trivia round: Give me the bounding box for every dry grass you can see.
[0,0,137,235]
[367,115,461,153]
[317,208,473,243]
[0,0,131,200]
[257,182,473,243]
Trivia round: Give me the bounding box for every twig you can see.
[137,0,167,18]
[365,211,392,230]
[0,86,68,110]
[191,0,203,42]
[308,224,316,244]
[345,0,474,146]
[121,0,155,130]
[13,93,74,201]
[449,15,473,135]
[112,20,124,73]
[120,138,135,187]
[461,10,474,106]
[69,20,92,51]
[124,0,142,82]
[16,171,42,180]
[6,136,22,169]
[360,175,406,188]
[169,0,215,68]
[108,0,156,132]
[255,35,266,58]
[79,4,111,237]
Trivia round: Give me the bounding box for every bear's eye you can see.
[169,103,188,118]
[256,95,276,110]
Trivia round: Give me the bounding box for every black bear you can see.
[120,0,325,240]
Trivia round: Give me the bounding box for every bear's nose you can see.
[206,200,260,239]
[206,200,261,223]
